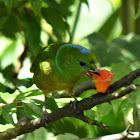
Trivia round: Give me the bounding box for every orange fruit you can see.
[92,69,114,93]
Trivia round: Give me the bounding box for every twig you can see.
[0,67,140,139]
[74,113,108,129]
[79,125,140,140]
[14,42,29,79]
[75,84,136,112]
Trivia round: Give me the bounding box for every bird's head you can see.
[55,44,100,79]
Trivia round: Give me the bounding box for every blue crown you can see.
[67,44,91,54]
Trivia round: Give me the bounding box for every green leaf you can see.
[134,5,140,19]
[98,9,119,40]
[0,38,23,70]
[1,14,20,38]
[123,34,140,59]
[2,103,16,124]
[96,102,112,116]
[127,108,134,124]
[0,85,6,93]
[0,2,8,16]
[0,96,6,104]
[60,0,75,17]
[111,63,131,82]
[3,0,13,13]
[23,101,42,118]
[1,64,15,80]
[136,87,140,118]
[0,124,14,132]
[111,98,123,115]
[87,33,140,67]
[15,78,33,88]
[0,42,17,68]
[80,89,95,99]
[16,103,25,121]
[26,89,43,97]
[16,89,42,101]
[121,98,134,124]
[80,0,89,8]
[3,0,13,7]
[87,32,111,66]
[53,133,79,140]
[0,91,19,104]
[0,3,8,28]
[108,0,121,9]
[21,9,42,57]
[45,96,58,111]
[0,107,2,115]
[120,97,135,114]
[99,110,126,134]
[17,127,48,139]
[29,0,42,14]
[42,7,69,41]
[44,0,61,12]
[110,34,140,64]
[48,117,88,138]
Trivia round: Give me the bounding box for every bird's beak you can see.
[91,68,100,75]
[85,68,100,77]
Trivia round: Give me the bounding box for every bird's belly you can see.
[33,74,77,95]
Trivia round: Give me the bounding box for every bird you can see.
[30,43,100,120]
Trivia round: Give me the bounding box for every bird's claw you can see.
[41,110,49,127]
[73,99,78,110]
[70,98,78,110]
[42,99,49,127]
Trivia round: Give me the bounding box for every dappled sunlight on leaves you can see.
[0,0,140,139]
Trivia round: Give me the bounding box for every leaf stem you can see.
[120,0,133,35]
[69,1,82,43]
[134,0,140,35]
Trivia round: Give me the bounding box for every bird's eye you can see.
[80,61,86,66]
[90,60,95,64]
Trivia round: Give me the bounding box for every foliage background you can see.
[0,0,140,139]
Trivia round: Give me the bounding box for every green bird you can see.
[30,43,99,116]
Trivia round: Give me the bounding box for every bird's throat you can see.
[85,69,93,77]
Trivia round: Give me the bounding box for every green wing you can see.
[30,47,47,74]
[30,43,65,74]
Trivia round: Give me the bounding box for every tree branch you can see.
[0,67,140,139]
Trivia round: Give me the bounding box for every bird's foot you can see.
[70,98,83,115]
[70,96,78,110]
[41,100,49,127]
[73,98,78,110]
[41,110,49,127]
[108,101,112,105]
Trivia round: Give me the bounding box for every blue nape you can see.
[65,44,91,54]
